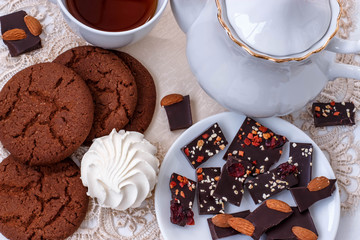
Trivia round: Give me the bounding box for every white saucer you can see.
[155,112,340,240]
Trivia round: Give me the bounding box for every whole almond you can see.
[24,15,42,36]
[2,29,26,41]
[265,199,292,213]
[160,94,184,106]
[211,214,233,228]
[227,217,254,236]
[307,176,330,192]
[292,226,318,240]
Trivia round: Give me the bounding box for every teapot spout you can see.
[170,0,206,33]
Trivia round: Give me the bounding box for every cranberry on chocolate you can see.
[182,123,228,169]
[277,162,298,180]
[224,118,288,176]
[227,162,245,178]
[170,200,195,226]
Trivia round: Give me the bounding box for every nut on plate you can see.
[307,176,330,192]
[211,214,233,228]
[160,93,184,106]
[265,199,292,213]
[292,226,318,240]
[227,217,255,236]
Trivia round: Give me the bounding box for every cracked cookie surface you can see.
[0,62,94,166]
[54,46,137,143]
[0,156,89,240]
[113,51,156,133]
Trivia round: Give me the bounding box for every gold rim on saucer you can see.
[215,0,342,63]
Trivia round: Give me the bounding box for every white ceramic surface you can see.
[155,112,340,240]
[52,0,168,48]
[170,0,360,117]
[225,0,332,57]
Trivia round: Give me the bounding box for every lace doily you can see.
[0,0,359,239]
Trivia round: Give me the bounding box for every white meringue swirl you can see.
[81,129,159,210]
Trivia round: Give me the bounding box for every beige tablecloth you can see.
[0,0,359,239]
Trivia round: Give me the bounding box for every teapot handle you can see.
[327,61,360,80]
[326,36,360,54]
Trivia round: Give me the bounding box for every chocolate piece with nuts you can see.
[213,156,253,206]
[169,173,196,226]
[245,162,299,204]
[289,142,313,187]
[0,11,42,57]
[223,118,288,176]
[196,167,224,215]
[312,102,356,127]
[266,207,318,240]
[206,211,251,240]
[161,94,193,131]
[228,199,293,240]
[182,123,228,169]
[290,177,336,212]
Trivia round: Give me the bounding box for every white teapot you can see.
[172,0,360,117]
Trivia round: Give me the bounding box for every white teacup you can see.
[50,0,168,48]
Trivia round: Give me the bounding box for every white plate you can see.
[155,112,340,240]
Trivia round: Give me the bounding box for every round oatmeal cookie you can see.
[0,156,89,240]
[54,46,137,143]
[112,51,156,133]
[0,62,94,166]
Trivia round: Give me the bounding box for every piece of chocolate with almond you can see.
[207,211,251,240]
[0,11,42,57]
[223,117,288,176]
[312,101,356,127]
[196,167,224,215]
[169,173,197,226]
[182,123,228,169]
[213,156,253,206]
[266,207,318,240]
[290,176,336,212]
[227,200,293,240]
[245,162,299,204]
[161,94,193,131]
[289,142,313,187]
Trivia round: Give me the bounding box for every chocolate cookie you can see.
[54,46,137,143]
[0,156,89,240]
[112,51,156,133]
[0,62,94,166]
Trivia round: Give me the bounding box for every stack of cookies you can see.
[0,46,156,239]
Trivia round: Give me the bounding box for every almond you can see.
[24,15,42,36]
[292,226,318,240]
[2,29,26,41]
[227,217,254,236]
[307,176,330,192]
[265,199,292,213]
[160,94,184,107]
[211,214,233,228]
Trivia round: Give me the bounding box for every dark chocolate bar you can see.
[213,156,253,206]
[266,207,318,240]
[196,167,224,215]
[0,11,41,57]
[182,123,228,169]
[164,95,193,131]
[207,211,251,240]
[290,177,336,212]
[289,142,313,187]
[169,173,197,226]
[228,200,293,240]
[246,162,299,204]
[312,102,356,127]
[224,118,287,176]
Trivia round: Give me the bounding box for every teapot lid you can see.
[218,0,341,62]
